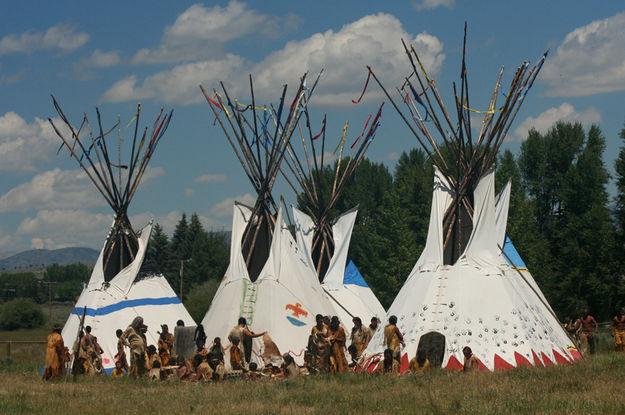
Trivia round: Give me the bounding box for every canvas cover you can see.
[293,206,386,330]
[362,168,579,372]
[200,203,335,368]
[61,221,195,373]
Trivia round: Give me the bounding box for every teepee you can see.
[199,74,336,367]
[361,26,578,371]
[280,105,386,329]
[49,97,195,373]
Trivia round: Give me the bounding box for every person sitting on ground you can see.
[384,316,405,363]
[111,359,126,378]
[612,309,625,352]
[43,324,66,381]
[408,349,430,376]
[228,317,266,364]
[347,344,362,372]
[282,353,298,378]
[246,362,263,380]
[375,349,399,375]
[350,317,371,358]
[158,324,174,366]
[115,329,129,372]
[207,337,226,380]
[189,354,213,382]
[146,345,162,372]
[148,360,163,380]
[463,346,479,372]
[230,337,244,370]
[176,320,185,328]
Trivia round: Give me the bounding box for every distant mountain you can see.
[0,247,99,270]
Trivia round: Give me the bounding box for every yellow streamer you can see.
[333,121,349,155]
[234,98,267,111]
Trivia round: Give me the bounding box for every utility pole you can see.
[179,259,191,301]
[41,281,57,323]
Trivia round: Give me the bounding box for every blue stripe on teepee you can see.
[343,258,369,287]
[503,236,527,268]
[71,297,182,317]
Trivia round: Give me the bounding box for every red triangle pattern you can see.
[552,349,569,365]
[477,358,488,372]
[532,350,544,366]
[445,354,464,371]
[541,352,553,366]
[400,353,410,374]
[514,351,532,367]
[569,349,582,360]
[493,354,514,370]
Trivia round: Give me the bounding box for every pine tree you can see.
[148,223,170,274]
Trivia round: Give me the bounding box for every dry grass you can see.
[1,353,625,414]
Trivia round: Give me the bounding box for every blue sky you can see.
[0,0,624,254]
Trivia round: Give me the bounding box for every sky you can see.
[0,0,624,254]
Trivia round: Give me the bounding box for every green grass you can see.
[0,353,624,414]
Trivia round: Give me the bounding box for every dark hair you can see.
[352,317,362,325]
[116,329,123,337]
[463,346,472,355]
[389,315,397,325]
[383,349,393,371]
[85,326,92,333]
[249,362,258,371]
[315,314,323,322]
[283,354,295,366]
[214,337,221,345]
[147,345,156,354]
[238,317,247,325]
[347,344,357,355]
[193,353,204,367]
[153,360,161,369]
[176,320,184,327]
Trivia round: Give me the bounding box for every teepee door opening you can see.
[418,332,446,368]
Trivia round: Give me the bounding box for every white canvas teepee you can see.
[362,168,580,372]
[200,203,335,367]
[61,221,195,373]
[293,206,385,330]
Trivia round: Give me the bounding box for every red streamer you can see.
[352,66,372,104]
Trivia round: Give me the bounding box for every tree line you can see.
[2,120,622,327]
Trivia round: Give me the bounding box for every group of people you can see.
[562,308,625,355]
[45,312,489,381]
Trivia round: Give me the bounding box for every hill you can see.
[0,247,98,270]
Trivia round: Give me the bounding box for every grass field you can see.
[0,352,624,414]
[1,315,623,414]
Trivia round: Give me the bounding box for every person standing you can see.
[121,317,147,377]
[43,324,66,380]
[580,309,599,356]
[158,324,174,365]
[328,316,348,373]
[350,317,371,358]
[228,317,265,364]
[374,349,399,375]
[384,316,405,363]
[611,309,625,352]
[115,329,129,372]
[564,315,581,348]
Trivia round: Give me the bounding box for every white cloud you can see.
[512,103,601,141]
[194,173,227,183]
[0,24,89,55]
[184,188,195,198]
[250,13,444,107]
[209,193,256,217]
[102,13,444,108]
[541,12,625,97]
[0,166,165,213]
[80,49,121,68]
[15,209,112,249]
[412,0,455,11]
[0,112,62,173]
[132,1,298,64]
[101,54,245,105]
